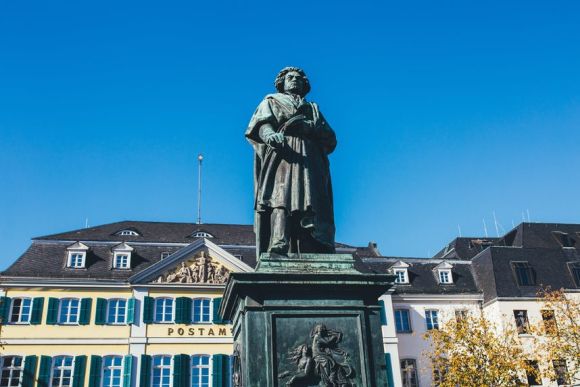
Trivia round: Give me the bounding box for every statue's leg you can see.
[269,208,289,254]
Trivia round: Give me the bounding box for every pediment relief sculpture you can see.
[153,251,231,284]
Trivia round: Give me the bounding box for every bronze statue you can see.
[246,67,337,256]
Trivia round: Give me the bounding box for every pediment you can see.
[434,261,453,270]
[112,242,134,252]
[390,260,409,269]
[67,241,89,251]
[129,238,253,285]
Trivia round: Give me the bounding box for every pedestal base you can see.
[221,254,394,387]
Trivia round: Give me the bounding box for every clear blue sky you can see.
[2,1,580,269]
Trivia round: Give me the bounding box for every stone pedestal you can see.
[220,253,394,387]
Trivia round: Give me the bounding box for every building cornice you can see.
[392,293,483,302]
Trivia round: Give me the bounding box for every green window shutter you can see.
[174,297,184,324]
[139,354,151,387]
[79,298,92,325]
[380,300,387,326]
[212,354,228,387]
[88,355,102,387]
[22,355,37,387]
[0,296,11,324]
[127,298,136,324]
[37,356,52,387]
[142,296,153,324]
[384,353,394,387]
[72,355,87,387]
[212,297,223,324]
[46,298,59,325]
[183,298,192,324]
[123,355,133,387]
[30,297,44,325]
[172,354,183,387]
[95,298,107,325]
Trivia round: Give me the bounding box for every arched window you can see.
[190,231,214,238]
[192,298,211,323]
[102,356,123,387]
[154,298,174,323]
[151,355,172,387]
[191,355,211,387]
[115,229,140,236]
[51,356,74,387]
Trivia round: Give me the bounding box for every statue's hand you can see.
[266,132,285,148]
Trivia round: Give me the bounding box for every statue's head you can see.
[275,67,311,97]
[310,323,327,337]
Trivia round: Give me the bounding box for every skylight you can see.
[115,229,141,237]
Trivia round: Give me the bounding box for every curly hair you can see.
[274,66,311,96]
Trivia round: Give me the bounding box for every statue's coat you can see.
[245,93,337,255]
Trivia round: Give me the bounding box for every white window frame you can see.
[151,355,173,387]
[106,299,127,325]
[101,355,124,387]
[50,355,74,387]
[191,231,214,238]
[58,298,80,325]
[67,251,86,268]
[394,269,409,284]
[425,309,439,330]
[154,298,174,324]
[191,355,212,387]
[0,355,24,387]
[116,230,139,236]
[192,298,212,324]
[438,269,453,284]
[113,252,131,269]
[400,358,419,387]
[9,297,32,324]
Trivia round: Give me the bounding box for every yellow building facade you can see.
[0,222,256,387]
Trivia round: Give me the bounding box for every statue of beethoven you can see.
[246,67,337,256]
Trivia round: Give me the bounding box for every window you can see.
[541,309,557,335]
[525,360,541,386]
[151,355,172,387]
[553,359,569,386]
[394,269,408,284]
[400,359,418,387]
[191,231,214,238]
[111,243,133,269]
[191,355,211,387]
[513,310,529,334]
[106,299,127,324]
[192,299,211,323]
[116,230,140,236]
[0,356,23,387]
[51,356,74,387]
[67,252,86,268]
[113,253,130,269]
[512,262,536,286]
[154,298,174,323]
[160,252,171,260]
[395,309,412,333]
[569,262,580,287]
[438,270,452,284]
[455,309,468,322]
[102,356,123,387]
[552,231,575,248]
[9,298,32,324]
[58,299,80,324]
[425,310,439,330]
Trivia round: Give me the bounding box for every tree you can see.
[532,288,580,386]
[424,311,538,386]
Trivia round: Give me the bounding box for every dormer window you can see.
[439,270,452,284]
[112,243,134,269]
[66,242,89,269]
[190,231,214,238]
[114,229,141,237]
[568,262,580,287]
[390,261,410,284]
[552,231,576,248]
[434,261,454,284]
[512,261,536,286]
